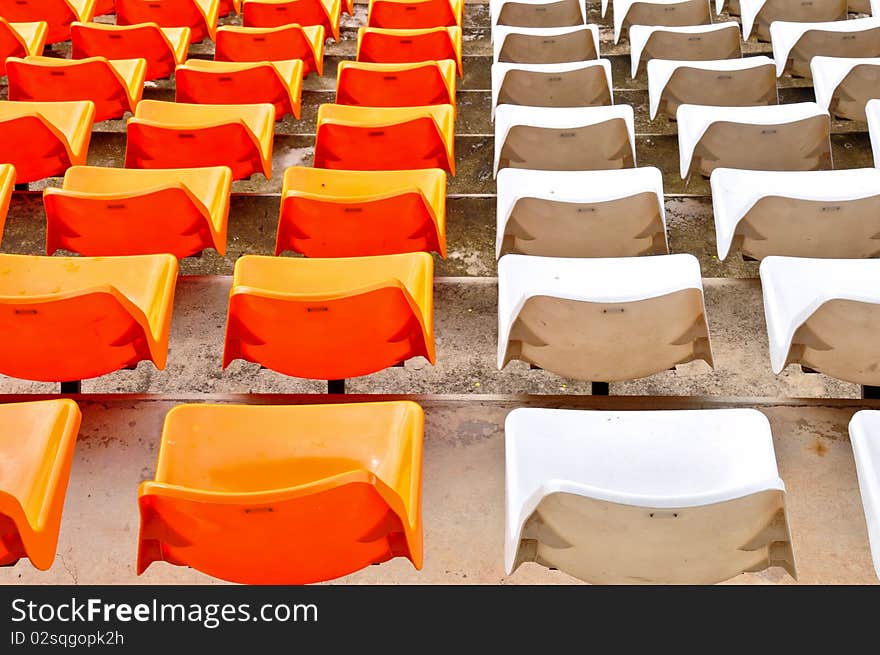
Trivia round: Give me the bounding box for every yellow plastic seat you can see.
[116,0,220,44]
[71,22,190,82]
[0,19,47,77]
[277,166,447,257]
[0,253,177,383]
[242,0,341,41]
[43,166,232,258]
[125,100,275,180]
[138,401,424,584]
[176,59,303,120]
[368,0,463,29]
[315,104,455,174]
[214,24,325,77]
[0,0,95,44]
[6,56,146,123]
[0,400,82,571]
[0,164,15,243]
[223,253,435,380]
[357,26,463,77]
[0,101,95,184]
[336,60,456,108]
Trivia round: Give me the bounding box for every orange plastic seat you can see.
[357,26,463,77]
[95,0,115,14]
[0,164,15,243]
[137,401,424,584]
[368,0,463,29]
[0,19,47,77]
[314,104,455,174]
[125,100,275,180]
[0,0,95,44]
[336,60,456,108]
[277,166,446,257]
[242,0,341,41]
[43,166,232,258]
[71,22,190,82]
[116,0,220,43]
[6,56,146,123]
[214,24,325,76]
[176,59,303,120]
[0,400,82,571]
[0,253,177,383]
[0,101,95,184]
[224,253,435,379]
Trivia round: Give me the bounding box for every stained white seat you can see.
[676,102,831,179]
[505,407,797,584]
[711,168,880,260]
[760,256,880,384]
[848,411,880,580]
[491,60,613,118]
[769,17,880,78]
[493,25,600,64]
[612,0,712,44]
[647,56,777,120]
[490,0,586,35]
[497,253,713,381]
[739,0,847,42]
[629,22,741,77]
[868,99,880,165]
[811,56,880,121]
[495,167,668,258]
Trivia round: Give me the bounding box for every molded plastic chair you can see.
[491,0,586,31]
[848,411,880,580]
[137,401,424,585]
[811,56,880,121]
[647,57,777,120]
[116,0,220,43]
[242,0,341,41]
[496,167,667,258]
[497,253,713,380]
[676,102,831,179]
[43,165,232,258]
[739,0,846,42]
[176,59,303,120]
[276,166,446,257]
[629,22,741,77]
[70,22,191,82]
[368,0,463,28]
[223,253,435,380]
[0,399,82,571]
[0,19,47,77]
[494,104,636,177]
[214,24,325,76]
[336,60,456,108]
[613,0,711,44]
[6,56,146,123]
[314,104,455,174]
[357,27,463,76]
[770,17,880,78]
[0,164,15,243]
[125,100,275,180]
[505,407,796,584]
[711,167,880,261]
[0,253,177,382]
[0,0,95,44]
[493,25,600,64]
[0,100,95,183]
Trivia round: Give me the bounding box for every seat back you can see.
[117,0,211,42]
[369,0,459,29]
[0,0,81,43]
[214,25,324,75]
[71,22,188,81]
[336,61,455,106]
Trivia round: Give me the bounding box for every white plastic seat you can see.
[868,99,880,166]
[676,102,831,179]
[629,22,741,77]
[613,0,712,44]
[493,25,600,64]
[848,411,880,580]
[812,56,880,121]
[647,56,777,120]
[496,167,668,258]
[770,17,880,78]
[760,256,880,384]
[505,407,796,584]
[711,168,880,260]
[491,60,612,118]
[739,0,847,42]
[490,0,586,33]
[497,253,713,380]
[494,104,636,177]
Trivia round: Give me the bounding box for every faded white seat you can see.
[868,99,880,165]
[504,407,797,584]
[848,411,880,580]
[676,102,831,179]
[491,60,612,118]
[711,168,880,260]
[494,104,636,176]
[493,25,600,64]
[739,0,847,42]
[491,0,586,34]
[760,256,880,384]
[647,56,777,120]
[811,56,880,121]
[495,167,668,258]
[613,0,712,44]
[497,253,713,380]
[629,22,741,77]
[769,17,880,78]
